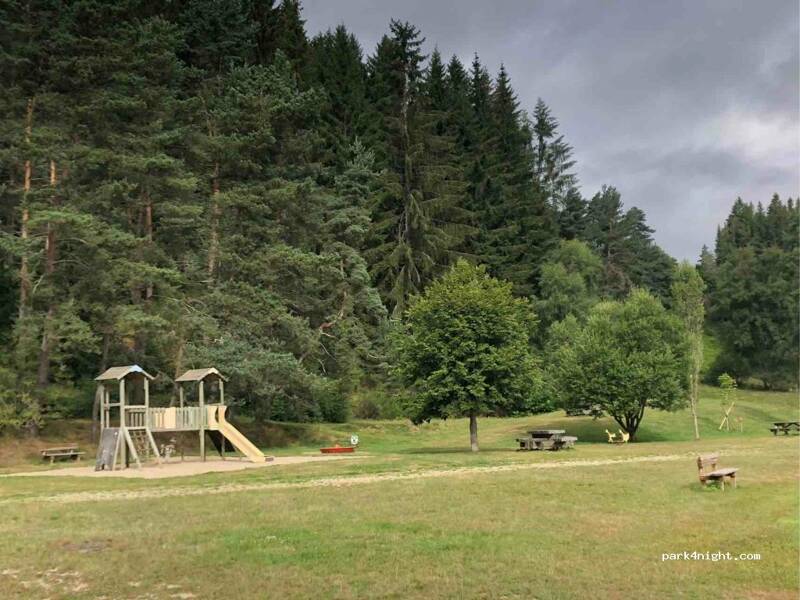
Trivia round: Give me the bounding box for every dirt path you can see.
[1,453,695,506]
[5,454,358,480]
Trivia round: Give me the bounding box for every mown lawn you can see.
[0,385,797,599]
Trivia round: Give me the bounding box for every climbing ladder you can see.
[122,427,161,469]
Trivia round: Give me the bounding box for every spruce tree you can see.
[307,25,368,165]
[532,98,576,210]
[486,66,556,296]
[708,196,798,388]
[583,185,632,297]
[558,186,588,240]
[365,21,472,315]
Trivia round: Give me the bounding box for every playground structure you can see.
[718,401,737,431]
[605,429,630,444]
[95,365,266,470]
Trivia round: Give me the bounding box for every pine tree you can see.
[307,25,368,165]
[583,186,632,297]
[365,21,472,316]
[246,0,308,70]
[0,2,693,429]
[558,186,588,239]
[486,66,556,295]
[708,196,798,388]
[177,0,255,72]
[582,186,673,300]
[623,207,675,301]
[532,98,576,210]
[425,48,448,112]
[444,55,474,152]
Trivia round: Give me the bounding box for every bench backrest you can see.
[697,453,719,474]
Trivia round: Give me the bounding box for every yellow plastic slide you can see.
[209,405,267,462]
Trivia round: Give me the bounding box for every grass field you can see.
[0,385,797,599]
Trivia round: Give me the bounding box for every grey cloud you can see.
[302,0,799,260]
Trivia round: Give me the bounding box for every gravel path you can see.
[5,454,358,480]
[1,453,694,506]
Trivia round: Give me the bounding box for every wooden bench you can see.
[769,422,800,436]
[697,453,738,490]
[41,446,85,464]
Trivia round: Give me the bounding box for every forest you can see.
[1,0,797,434]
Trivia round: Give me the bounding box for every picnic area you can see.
[0,384,797,599]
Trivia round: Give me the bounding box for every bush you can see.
[41,382,95,419]
[0,367,42,433]
[350,387,404,420]
[317,382,349,423]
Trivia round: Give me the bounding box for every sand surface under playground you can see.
[7,454,361,479]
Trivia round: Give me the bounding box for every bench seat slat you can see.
[707,468,737,477]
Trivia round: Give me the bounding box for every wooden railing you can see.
[148,407,168,430]
[147,406,206,431]
[125,407,147,428]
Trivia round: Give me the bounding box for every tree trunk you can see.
[469,412,479,452]
[36,307,54,388]
[91,386,103,443]
[171,334,185,407]
[18,97,34,318]
[37,161,58,389]
[92,333,111,442]
[207,163,221,278]
[690,333,702,439]
[144,194,153,301]
[615,407,644,442]
[690,373,700,440]
[132,195,153,357]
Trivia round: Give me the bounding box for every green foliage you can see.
[535,239,602,335]
[672,264,705,343]
[582,186,675,300]
[718,372,736,392]
[0,3,742,432]
[392,261,544,439]
[671,261,706,437]
[364,22,474,316]
[532,98,577,210]
[707,196,798,389]
[0,367,41,433]
[550,289,690,439]
[350,387,404,420]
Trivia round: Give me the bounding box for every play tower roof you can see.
[95,365,154,381]
[175,368,228,382]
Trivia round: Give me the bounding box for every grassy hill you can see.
[1,385,797,470]
[0,385,797,598]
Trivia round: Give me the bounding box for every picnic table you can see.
[769,422,800,436]
[516,430,577,451]
[41,445,85,464]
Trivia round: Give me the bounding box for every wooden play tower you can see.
[95,365,266,470]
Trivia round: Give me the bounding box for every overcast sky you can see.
[302,0,799,261]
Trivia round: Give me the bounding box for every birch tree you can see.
[671,262,706,439]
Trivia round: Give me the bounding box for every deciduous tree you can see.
[551,289,690,440]
[392,261,542,451]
